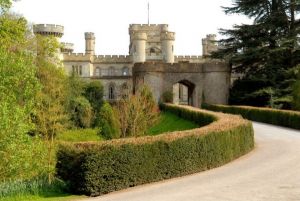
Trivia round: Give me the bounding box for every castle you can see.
[33,24,230,107]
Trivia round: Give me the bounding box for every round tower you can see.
[61,42,74,53]
[161,32,175,63]
[132,32,147,63]
[85,32,95,55]
[33,24,64,39]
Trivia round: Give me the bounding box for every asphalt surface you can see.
[78,122,300,201]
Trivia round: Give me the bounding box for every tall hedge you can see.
[56,104,254,196]
[202,104,300,130]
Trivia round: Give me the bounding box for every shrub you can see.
[70,96,93,128]
[98,102,120,140]
[56,104,254,196]
[161,91,173,103]
[202,103,300,130]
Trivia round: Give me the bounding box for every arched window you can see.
[122,67,129,76]
[150,48,155,54]
[95,67,100,76]
[108,66,115,76]
[108,83,115,100]
[79,65,82,75]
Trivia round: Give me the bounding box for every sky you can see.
[12,0,251,55]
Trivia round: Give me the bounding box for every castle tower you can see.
[61,42,74,53]
[33,24,64,59]
[131,32,147,63]
[202,34,218,56]
[161,32,175,63]
[85,32,95,55]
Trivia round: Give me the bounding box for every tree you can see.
[83,81,104,126]
[213,0,300,108]
[34,35,69,182]
[0,12,47,182]
[69,96,93,128]
[116,85,159,137]
[292,67,300,110]
[98,102,120,140]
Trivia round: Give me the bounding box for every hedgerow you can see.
[56,104,254,196]
[202,103,300,130]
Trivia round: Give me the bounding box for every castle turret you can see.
[61,42,74,53]
[131,32,147,63]
[33,24,64,59]
[33,24,64,39]
[85,32,95,55]
[202,34,218,56]
[161,32,175,63]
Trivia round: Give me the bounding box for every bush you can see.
[70,96,93,128]
[202,103,300,130]
[98,102,120,140]
[161,91,173,103]
[56,104,254,196]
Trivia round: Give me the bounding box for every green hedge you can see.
[202,104,300,130]
[56,104,254,196]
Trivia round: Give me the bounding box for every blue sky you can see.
[12,0,251,55]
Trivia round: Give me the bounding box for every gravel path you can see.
[78,122,300,201]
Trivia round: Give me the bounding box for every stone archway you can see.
[173,80,195,106]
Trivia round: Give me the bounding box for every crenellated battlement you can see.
[174,55,206,63]
[161,32,175,40]
[94,55,132,63]
[129,24,169,34]
[61,42,74,53]
[33,24,64,37]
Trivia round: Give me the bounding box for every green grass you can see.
[0,194,84,201]
[57,128,102,142]
[147,111,198,135]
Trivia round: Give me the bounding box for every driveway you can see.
[78,122,300,201]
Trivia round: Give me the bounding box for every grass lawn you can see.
[57,128,102,142]
[56,112,199,143]
[147,111,198,135]
[0,194,84,201]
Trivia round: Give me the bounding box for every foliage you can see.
[56,104,254,196]
[83,81,104,126]
[57,129,101,142]
[98,102,120,140]
[292,68,300,110]
[116,85,159,137]
[0,0,12,13]
[202,103,300,130]
[147,112,198,135]
[0,14,47,182]
[161,91,173,103]
[213,0,300,108]
[69,96,93,128]
[34,35,69,183]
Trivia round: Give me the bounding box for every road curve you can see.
[79,122,300,201]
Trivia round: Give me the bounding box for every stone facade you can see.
[33,23,230,107]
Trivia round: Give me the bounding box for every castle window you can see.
[108,84,115,100]
[95,67,100,76]
[172,45,174,53]
[150,48,155,54]
[121,82,129,98]
[108,66,115,76]
[122,67,129,76]
[133,45,136,53]
[79,65,82,76]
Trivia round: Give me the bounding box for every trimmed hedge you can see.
[202,104,300,130]
[56,104,254,196]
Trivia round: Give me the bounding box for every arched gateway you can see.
[133,61,230,107]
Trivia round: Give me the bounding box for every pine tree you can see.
[213,0,300,108]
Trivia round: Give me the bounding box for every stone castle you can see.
[33,24,230,107]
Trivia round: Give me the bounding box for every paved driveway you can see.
[78,122,300,201]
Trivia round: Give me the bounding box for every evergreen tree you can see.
[213,0,300,108]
